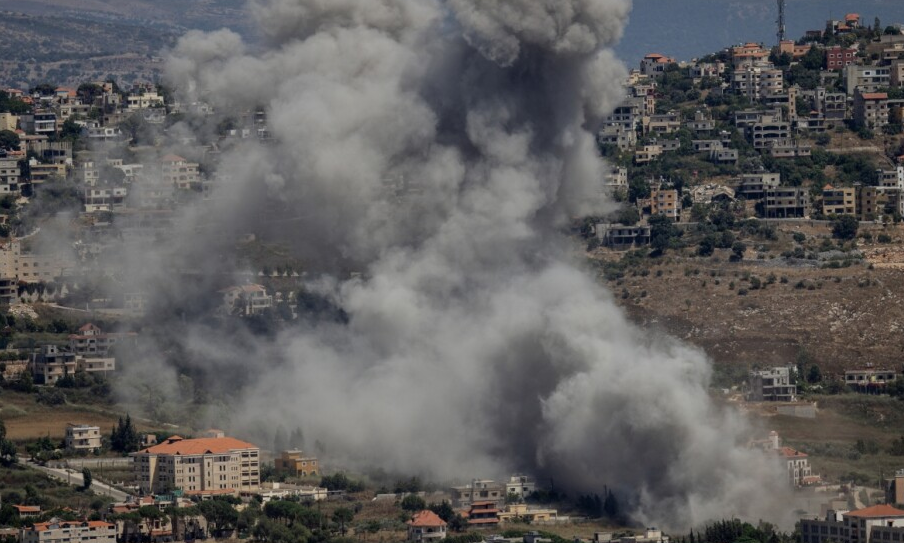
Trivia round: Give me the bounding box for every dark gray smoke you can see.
[108,0,794,528]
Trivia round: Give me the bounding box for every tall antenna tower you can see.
[776,0,787,44]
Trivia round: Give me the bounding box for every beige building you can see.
[160,154,200,190]
[66,424,102,451]
[0,158,20,194]
[498,504,558,523]
[822,185,856,216]
[802,505,904,543]
[0,238,72,284]
[854,91,889,131]
[221,284,273,316]
[0,113,17,132]
[132,435,261,494]
[31,345,115,385]
[21,521,116,543]
[649,189,679,220]
[274,449,319,477]
[451,479,505,509]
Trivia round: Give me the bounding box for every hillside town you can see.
[5,4,904,543]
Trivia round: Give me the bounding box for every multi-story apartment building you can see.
[649,188,680,220]
[878,166,904,191]
[505,475,537,500]
[822,185,856,216]
[735,173,780,200]
[747,367,796,402]
[31,345,115,385]
[859,186,894,221]
[21,520,116,543]
[801,505,904,543]
[595,224,652,249]
[731,43,770,68]
[132,435,261,495]
[644,111,681,135]
[826,45,858,71]
[0,158,20,194]
[451,479,506,509]
[750,120,791,149]
[853,91,889,131]
[84,186,128,213]
[639,53,674,76]
[220,284,273,316]
[764,187,810,218]
[732,64,783,101]
[0,239,71,283]
[160,154,201,191]
[68,323,135,358]
[65,424,102,451]
[845,65,891,94]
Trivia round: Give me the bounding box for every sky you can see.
[615,0,904,65]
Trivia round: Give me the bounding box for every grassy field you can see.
[0,389,166,442]
[0,463,115,511]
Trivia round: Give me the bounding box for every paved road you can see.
[26,461,131,502]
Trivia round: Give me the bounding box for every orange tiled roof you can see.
[139,436,257,455]
[408,510,447,527]
[31,521,114,531]
[845,13,860,21]
[847,505,904,518]
[861,93,888,100]
[777,446,807,458]
[160,154,186,163]
[13,505,40,513]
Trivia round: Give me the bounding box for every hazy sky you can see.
[616,0,903,64]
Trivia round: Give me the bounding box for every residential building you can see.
[734,109,782,129]
[801,505,904,543]
[692,140,723,153]
[853,91,889,131]
[160,154,200,190]
[649,188,679,220]
[131,434,261,494]
[892,60,904,88]
[466,502,500,527]
[84,186,128,213]
[220,284,273,316]
[689,61,725,80]
[0,158,20,194]
[827,45,858,71]
[735,173,780,200]
[749,120,791,149]
[822,185,856,216]
[878,167,904,191]
[859,186,894,221]
[65,424,102,451]
[68,323,135,358]
[778,446,815,487]
[691,185,735,205]
[497,504,558,524]
[764,187,810,218]
[598,123,636,151]
[274,449,319,477]
[731,43,770,68]
[845,65,891,95]
[640,53,674,77]
[21,521,116,543]
[711,148,739,164]
[595,224,651,249]
[19,112,57,136]
[31,345,115,385]
[686,110,715,133]
[11,506,41,520]
[451,479,505,509]
[886,469,904,505]
[257,482,328,503]
[0,113,17,132]
[747,367,796,402]
[732,63,783,101]
[603,167,628,193]
[844,368,897,392]
[407,510,447,542]
[779,40,812,59]
[505,475,537,501]
[644,112,681,135]
[769,139,812,158]
[634,145,662,164]
[27,161,67,184]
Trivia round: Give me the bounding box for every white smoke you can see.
[111,0,796,529]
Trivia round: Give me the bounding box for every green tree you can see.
[400,494,426,512]
[81,468,93,490]
[731,241,747,262]
[807,364,822,384]
[649,214,682,254]
[198,498,239,537]
[331,507,354,535]
[831,214,859,240]
[0,130,19,151]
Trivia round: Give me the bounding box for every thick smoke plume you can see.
[112,0,793,529]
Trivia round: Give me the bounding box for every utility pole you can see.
[777,0,787,44]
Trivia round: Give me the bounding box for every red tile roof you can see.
[160,154,186,163]
[847,505,904,518]
[408,510,446,527]
[31,521,114,531]
[12,505,40,513]
[138,436,257,455]
[861,93,888,100]
[777,446,807,458]
[845,13,860,21]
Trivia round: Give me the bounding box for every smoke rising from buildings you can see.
[111,0,793,529]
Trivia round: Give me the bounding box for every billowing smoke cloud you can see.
[108,0,794,529]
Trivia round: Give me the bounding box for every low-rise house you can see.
[747,367,796,402]
[0,158,20,194]
[644,112,681,135]
[827,45,858,71]
[711,148,739,164]
[595,224,651,249]
[274,449,319,477]
[68,323,135,358]
[498,504,558,524]
[691,185,735,205]
[407,510,447,542]
[731,43,770,68]
[220,284,273,316]
[845,368,897,392]
[634,145,662,164]
[31,345,115,385]
[84,186,128,213]
[686,110,715,133]
[256,482,328,503]
[11,505,41,520]
[879,166,904,191]
[822,185,856,216]
[692,140,723,152]
[27,161,67,184]
[598,123,636,151]
[65,424,102,451]
[21,520,116,543]
[603,167,628,193]
[640,53,674,77]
